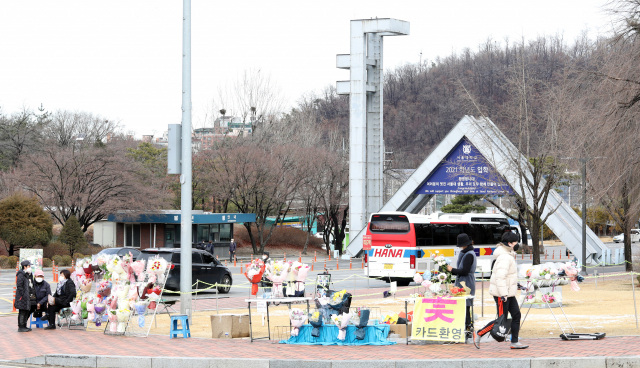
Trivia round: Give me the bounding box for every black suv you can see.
[138,248,233,293]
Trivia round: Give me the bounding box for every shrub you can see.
[72,253,85,261]
[7,255,18,269]
[59,216,87,256]
[61,255,72,266]
[0,193,53,255]
[52,255,63,267]
[43,258,52,267]
[0,255,7,268]
[234,225,324,249]
[43,241,69,259]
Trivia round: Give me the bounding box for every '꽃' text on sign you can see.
[412,296,466,342]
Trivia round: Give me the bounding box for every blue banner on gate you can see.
[416,138,513,195]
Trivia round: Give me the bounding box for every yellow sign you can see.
[384,264,393,269]
[421,249,455,258]
[411,296,466,342]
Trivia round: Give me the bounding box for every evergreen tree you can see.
[0,193,53,256]
[440,195,486,213]
[58,215,87,256]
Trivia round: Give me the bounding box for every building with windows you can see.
[93,210,256,258]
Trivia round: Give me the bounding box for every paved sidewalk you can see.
[1,314,639,362]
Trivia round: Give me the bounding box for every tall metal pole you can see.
[581,158,587,275]
[180,0,193,317]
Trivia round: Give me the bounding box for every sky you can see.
[0,0,613,137]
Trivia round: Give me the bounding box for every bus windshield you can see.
[369,214,410,233]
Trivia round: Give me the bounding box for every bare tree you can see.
[0,105,48,170]
[10,140,165,231]
[44,110,120,147]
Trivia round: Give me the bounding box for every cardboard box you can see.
[388,323,412,339]
[210,314,250,339]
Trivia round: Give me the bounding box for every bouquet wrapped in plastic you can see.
[294,264,310,297]
[266,261,289,298]
[285,262,299,296]
[108,311,118,332]
[146,286,162,310]
[86,299,96,321]
[116,308,131,332]
[290,308,307,336]
[430,254,452,284]
[328,289,351,312]
[560,261,581,291]
[134,301,148,327]
[78,275,92,294]
[128,285,139,302]
[354,309,370,340]
[244,259,265,296]
[70,300,82,321]
[97,280,112,298]
[130,260,146,282]
[94,303,106,326]
[332,313,351,341]
[309,310,323,337]
[147,257,168,284]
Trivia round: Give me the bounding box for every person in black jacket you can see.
[33,269,51,320]
[447,234,477,333]
[15,260,34,332]
[44,269,76,330]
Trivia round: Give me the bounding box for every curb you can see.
[10,354,640,368]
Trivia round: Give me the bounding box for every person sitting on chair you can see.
[33,269,51,322]
[44,269,76,330]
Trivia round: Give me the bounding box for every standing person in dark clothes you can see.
[447,233,476,339]
[15,260,34,332]
[229,238,237,262]
[44,269,76,330]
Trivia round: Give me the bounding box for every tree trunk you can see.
[9,243,14,256]
[530,217,541,265]
[302,230,310,255]
[244,223,257,255]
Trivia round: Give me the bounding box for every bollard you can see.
[324,259,327,270]
[251,253,253,261]
[337,258,339,270]
[545,251,547,260]
[350,259,352,269]
[12,287,17,312]
[299,252,302,263]
[15,261,19,283]
[311,262,314,271]
[225,260,228,267]
[329,251,331,261]
[552,250,555,259]
[216,255,219,260]
[71,260,75,269]
[361,258,364,269]
[284,252,286,262]
[314,251,317,263]
[234,257,236,267]
[240,264,243,274]
[52,261,55,282]
[521,252,523,260]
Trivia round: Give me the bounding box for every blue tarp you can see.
[279,324,396,346]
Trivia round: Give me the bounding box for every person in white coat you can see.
[488,231,528,349]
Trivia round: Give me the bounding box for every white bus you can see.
[363,211,512,285]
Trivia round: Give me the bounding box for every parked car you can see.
[138,248,233,293]
[613,229,640,243]
[97,247,142,260]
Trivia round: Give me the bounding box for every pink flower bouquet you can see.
[87,300,95,321]
[266,261,289,298]
[338,312,351,340]
[290,308,307,336]
[108,311,118,332]
[295,264,310,295]
[131,260,146,282]
[71,300,82,321]
[78,276,92,294]
[562,262,581,292]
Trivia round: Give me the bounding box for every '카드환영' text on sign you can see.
[412,296,466,342]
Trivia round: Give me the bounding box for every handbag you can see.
[490,298,512,342]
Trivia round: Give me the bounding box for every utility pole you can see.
[180,0,193,317]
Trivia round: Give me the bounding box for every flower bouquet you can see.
[309,311,323,337]
[332,313,351,341]
[94,303,106,326]
[130,260,146,282]
[285,262,299,297]
[134,301,148,327]
[128,285,139,302]
[86,299,96,321]
[71,300,82,321]
[290,308,307,336]
[116,308,131,333]
[244,259,265,296]
[413,273,424,284]
[108,311,118,332]
[78,276,92,294]
[146,286,162,310]
[561,261,581,292]
[97,280,112,298]
[147,257,168,284]
[327,289,348,311]
[81,258,94,277]
[354,309,370,340]
[266,261,289,298]
[541,293,556,304]
[294,264,310,297]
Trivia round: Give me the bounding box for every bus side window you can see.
[448,225,463,245]
[433,224,448,245]
[415,224,434,246]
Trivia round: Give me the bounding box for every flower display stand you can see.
[521,286,563,309]
[124,266,171,338]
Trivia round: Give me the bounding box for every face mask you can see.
[513,244,520,252]
[25,267,32,274]
[262,255,267,259]
[59,275,65,281]
[36,277,44,283]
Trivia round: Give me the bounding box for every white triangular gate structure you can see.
[346,115,609,265]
